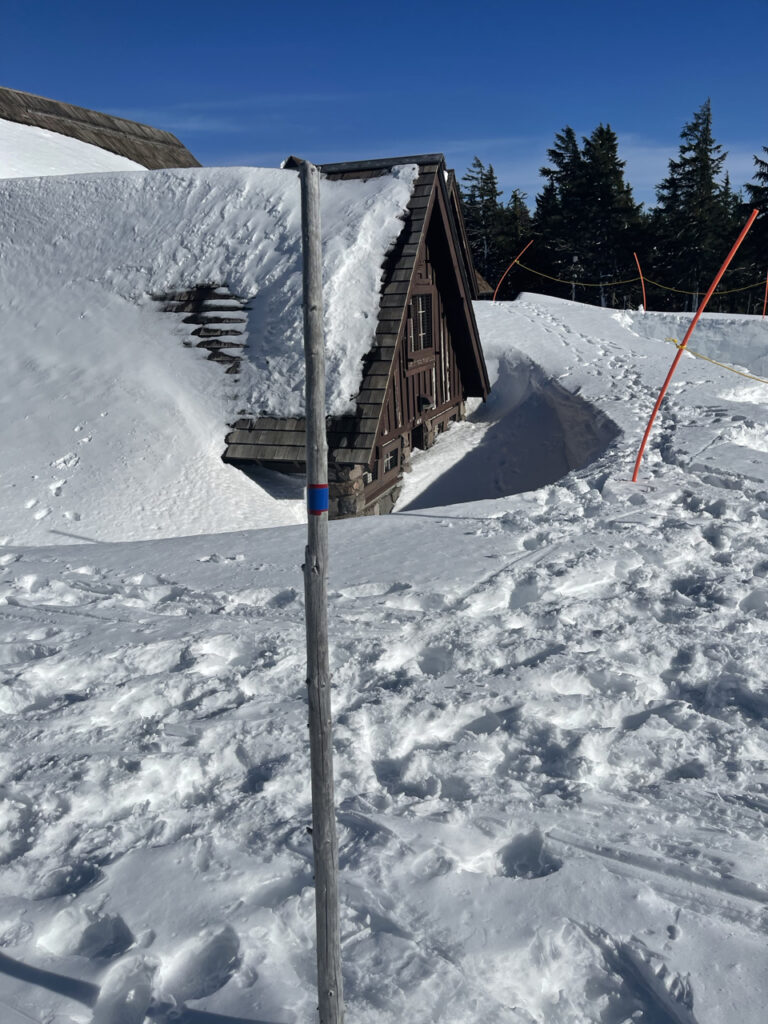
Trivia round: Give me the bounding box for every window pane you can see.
[413,294,432,350]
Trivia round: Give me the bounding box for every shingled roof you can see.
[224,153,490,476]
[0,86,200,170]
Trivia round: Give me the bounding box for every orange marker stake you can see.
[632,209,759,483]
[633,251,647,312]
[492,239,534,302]
[762,268,768,320]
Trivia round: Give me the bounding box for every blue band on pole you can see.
[307,484,329,515]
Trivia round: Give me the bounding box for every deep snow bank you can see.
[399,354,618,510]
[399,293,768,511]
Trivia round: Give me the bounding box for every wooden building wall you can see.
[365,239,468,505]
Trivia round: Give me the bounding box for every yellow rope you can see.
[645,277,762,296]
[515,261,639,288]
[665,337,768,385]
[513,260,765,296]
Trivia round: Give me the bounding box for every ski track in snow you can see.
[2,280,768,1021]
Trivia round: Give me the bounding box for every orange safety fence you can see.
[634,251,647,312]
[631,209,759,483]
[496,257,766,299]
[492,239,534,302]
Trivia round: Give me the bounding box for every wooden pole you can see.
[297,158,344,1024]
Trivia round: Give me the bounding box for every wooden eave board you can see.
[445,171,480,300]
[430,177,491,397]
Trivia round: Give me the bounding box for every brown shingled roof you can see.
[0,85,200,170]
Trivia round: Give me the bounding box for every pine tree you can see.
[534,124,641,306]
[493,190,534,299]
[744,148,768,303]
[461,157,504,285]
[652,100,739,310]
[536,126,586,278]
[579,124,642,306]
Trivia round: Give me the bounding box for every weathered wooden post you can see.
[297,157,345,1024]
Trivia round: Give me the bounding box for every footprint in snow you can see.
[34,859,103,899]
[91,956,154,1024]
[499,828,563,879]
[55,450,81,469]
[155,924,241,1006]
[417,644,454,676]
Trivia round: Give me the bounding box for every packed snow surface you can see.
[0,164,415,545]
[0,118,143,178]
[2,291,768,1022]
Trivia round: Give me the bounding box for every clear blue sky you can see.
[4,0,767,208]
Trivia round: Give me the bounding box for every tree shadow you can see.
[0,951,291,1024]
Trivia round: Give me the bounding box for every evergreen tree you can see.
[744,148,768,302]
[461,157,504,285]
[651,100,739,309]
[534,124,641,306]
[493,190,534,299]
[579,124,643,306]
[536,126,586,279]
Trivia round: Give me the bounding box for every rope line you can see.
[644,276,763,297]
[515,261,638,288]
[665,337,768,386]
[512,260,765,296]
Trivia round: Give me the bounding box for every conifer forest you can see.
[462,100,768,313]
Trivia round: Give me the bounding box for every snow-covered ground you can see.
[3,111,768,1024]
[2,280,768,1023]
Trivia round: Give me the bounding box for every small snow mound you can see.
[91,956,154,1024]
[156,924,241,1005]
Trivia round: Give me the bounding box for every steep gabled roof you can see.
[225,153,490,469]
[0,85,200,170]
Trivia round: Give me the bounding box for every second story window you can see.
[411,294,433,351]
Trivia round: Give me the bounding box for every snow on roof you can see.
[0,164,416,545]
[0,117,144,177]
[1,164,416,415]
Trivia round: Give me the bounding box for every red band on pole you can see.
[492,239,534,302]
[632,209,760,483]
[633,251,647,312]
[762,268,768,320]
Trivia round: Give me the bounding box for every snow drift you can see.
[0,164,415,545]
